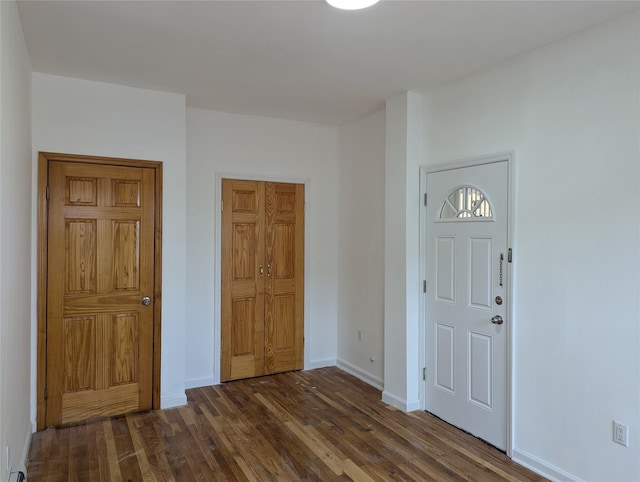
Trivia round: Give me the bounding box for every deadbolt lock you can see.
[495,296,503,305]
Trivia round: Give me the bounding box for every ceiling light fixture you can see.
[326,0,380,10]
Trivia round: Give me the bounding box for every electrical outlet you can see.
[613,421,629,447]
[8,471,26,482]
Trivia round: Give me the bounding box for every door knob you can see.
[141,296,151,306]
[491,315,504,325]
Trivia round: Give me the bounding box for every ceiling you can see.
[17,0,640,125]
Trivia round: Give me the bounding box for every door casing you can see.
[212,172,311,386]
[37,152,163,430]
[419,152,516,456]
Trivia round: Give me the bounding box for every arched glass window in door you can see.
[439,185,493,220]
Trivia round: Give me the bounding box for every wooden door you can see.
[221,179,304,382]
[221,180,266,381]
[264,182,305,374]
[425,160,509,449]
[45,160,156,426]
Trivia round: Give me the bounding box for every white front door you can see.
[425,159,510,450]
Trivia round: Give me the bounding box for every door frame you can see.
[213,172,310,385]
[36,152,163,430]
[418,151,516,456]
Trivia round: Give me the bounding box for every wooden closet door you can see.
[221,179,304,381]
[221,180,266,381]
[264,182,304,374]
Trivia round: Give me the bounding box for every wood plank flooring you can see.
[28,367,545,481]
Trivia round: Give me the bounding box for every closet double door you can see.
[221,179,305,382]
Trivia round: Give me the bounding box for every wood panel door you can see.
[221,180,266,381]
[45,160,157,426]
[221,179,304,382]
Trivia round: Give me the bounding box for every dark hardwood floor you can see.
[28,367,545,481]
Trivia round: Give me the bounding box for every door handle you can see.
[491,315,504,325]
[141,296,151,306]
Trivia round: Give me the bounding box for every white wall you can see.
[421,13,639,481]
[0,0,33,476]
[185,108,340,387]
[31,74,188,409]
[383,92,424,411]
[337,110,385,389]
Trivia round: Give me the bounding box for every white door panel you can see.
[435,323,455,393]
[425,160,509,450]
[435,237,455,303]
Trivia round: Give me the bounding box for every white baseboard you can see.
[512,447,583,482]
[381,390,421,412]
[161,393,188,409]
[306,358,336,370]
[185,376,217,389]
[336,358,383,391]
[406,399,420,411]
[186,361,339,389]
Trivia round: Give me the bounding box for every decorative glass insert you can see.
[440,186,493,220]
